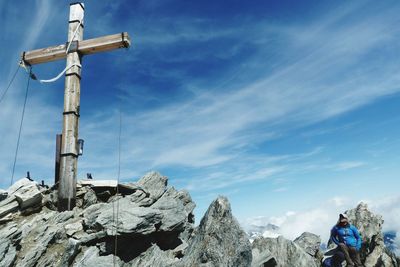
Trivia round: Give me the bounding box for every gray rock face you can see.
[137,171,168,204]
[182,196,252,267]
[82,187,97,209]
[0,223,21,267]
[83,199,163,235]
[0,189,8,201]
[0,197,19,218]
[8,178,43,210]
[294,232,321,258]
[65,221,84,237]
[73,246,123,267]
[2,173,397,267]
[252,235,319,267]
[345,202,398,267]
[151,187,194,232]
[127,244,178,267]
[321,202,399,267]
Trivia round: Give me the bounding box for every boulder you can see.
[181,196,252,267]
[82,187,97,208]
[0,197,19,218]
[73,246,123,267]
[83,199,163,235]
[151,187,194,232]
[15,225,61,267]
[252,236,319,267]
[65,221,84,237]
[127,244,178,267]
[294,232,321,258]
[137,171,168,203]
[8,178,42,210]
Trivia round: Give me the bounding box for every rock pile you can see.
[0,172,398,267]
[0,172,251,267]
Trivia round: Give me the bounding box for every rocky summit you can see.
[0,172,251,267]
[0,172,399,267]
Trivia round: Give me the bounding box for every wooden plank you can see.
[22,44,67,65]
[22,32,131,65]
[79,32,131,55]
[58,2,84,212]
[79,180,118,187]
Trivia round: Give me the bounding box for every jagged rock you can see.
[60,238,81,266]
[0,240,17,267]
[83,187,97,208]
[0,189,8,201]
[137,171,168,203]
[346,202,383,246]
[73,246,123,267]
[42,190,58,210]
[345,202,398,267]
[0,223,21,267]
[0,196,19,218]
[127,244,178,267]
[74,231,107,244]
[15,225,61,267]
[251,244,276,267]
[294,232,321,257]
[0,213,14,224]
[151,187,194,232]
[127,189,151,206]
[252,236,319,267]
[65,221,84,237]
[8,178,42,210]
[181,196,252,267]
[83,199,163,235]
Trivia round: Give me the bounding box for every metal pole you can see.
[58,2,84,211]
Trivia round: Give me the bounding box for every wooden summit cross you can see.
[21,2,130,211]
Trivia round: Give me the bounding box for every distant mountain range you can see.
[384,231,398,254]
[246,223,281,242]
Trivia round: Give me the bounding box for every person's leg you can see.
[332,251,346,267]
[348,247,363,266]
[338,243,355,266]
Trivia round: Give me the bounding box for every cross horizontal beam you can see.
[22,32,131,65]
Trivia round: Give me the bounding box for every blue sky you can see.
[1,0,400,241]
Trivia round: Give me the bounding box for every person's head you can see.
[338,213,349,226]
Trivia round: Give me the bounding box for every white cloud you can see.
[329,196,350,207]
[273,187,288,193]
[335,161,366,171]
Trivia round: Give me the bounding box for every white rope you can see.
[38,63,81,83]
[66,19,83,54]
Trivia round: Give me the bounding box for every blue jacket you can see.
[330,224,362,250]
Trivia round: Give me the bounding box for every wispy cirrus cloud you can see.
[335,161,366,171]
[1,0,399,199]
[104,3,400,188]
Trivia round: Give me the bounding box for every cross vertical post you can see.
[21,2,131,212]
[58,2,84,211]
